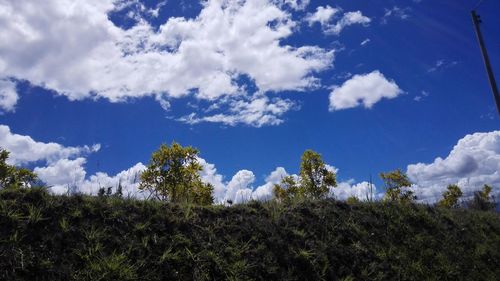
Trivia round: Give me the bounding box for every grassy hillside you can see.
[0,188,499,281]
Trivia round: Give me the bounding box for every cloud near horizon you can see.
[2,124,497,204]
[407,131,500,203]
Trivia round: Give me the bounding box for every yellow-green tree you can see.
[273,150,336,202]
[438,184,463,208]
[380,169,416,203]
[139,142,213,205]
[468,184,495,211]
[0,148,37,189]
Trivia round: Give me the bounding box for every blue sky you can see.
[0,0,499,203]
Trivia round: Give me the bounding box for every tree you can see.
[273,175,300,203]
[139,142,213,205]
[380,169,416,203]
[438,184,463,208]
[468,184,495,211]
[346,196,360,204]
[273,150,336,202]
[0,148,37,189]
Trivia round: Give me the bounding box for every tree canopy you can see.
[0,148,37,189]
[274,149,336,202]
[438,184,463,208]
[380,169,416,203]
[139,142,213,205]
[468,184,495,211]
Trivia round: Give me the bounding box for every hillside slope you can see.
[0,188,499,280]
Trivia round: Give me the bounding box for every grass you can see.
[0,187,498,280]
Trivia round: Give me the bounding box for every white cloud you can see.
[0,124,100,165]
[35,158,87,191]
[381,6,411,24]
[305,5,339,26]
[0,0,333,126]
[325,11,371,35]
[252,167,288,201]
[198,157,292,204]
[0,124,146,196]
[360,38,370,46]
[198,157,226,201]
[0,79,18,113]
[306,6,371,35]
[329,70,403,111]
[78,162,147,198]
[330,180,378,201]
[282,0,310,10]
[178,95,298,127]
[414,90,429,102]
[198,157,374,204]
[225,170,255,203]
[407,131,500,203]
[427,59,458,73]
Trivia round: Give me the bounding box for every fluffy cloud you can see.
[306,6,370,35]
[305,5,339,26]
[330,180,378,201]
[0,0,334,126]
[251,167,288,201]
[407,131,500,203]
[329,70,403,111]
[0,123,146,196]
[198,157,290,204]
[198,157,373,204]
[0,125,100,165]
[78,162,147,198]
[0,79,18,112]
[282,0,310,11]
[34,158,87,193]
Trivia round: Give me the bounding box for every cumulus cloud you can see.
[0,124,146,196]
[305,5,339,26]
[329,70,403,111]
[78,162,147,197]
[407,131,500,203]
[198,157,291,204]
[330,180,378,201]
[306,6,371,35]
[198,157,373,204]
[34,158,87,193]
[360,38,370,46]
[282,0,310,11]
[0,124,100,165]
[0,79,18,113]
[0,0,334,126]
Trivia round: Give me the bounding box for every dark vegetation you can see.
[1,188,499,281]
[0,145,498,280]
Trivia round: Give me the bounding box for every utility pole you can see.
[471,10,500,118]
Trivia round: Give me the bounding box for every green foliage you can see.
[380,169,416,203]
[438,184,463,208]
[346,196,360,204]
[139,142,213,205]
[468,184,495,211]
[273,150,336,202]
[0,148,37,189]
[0,188,499,280]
